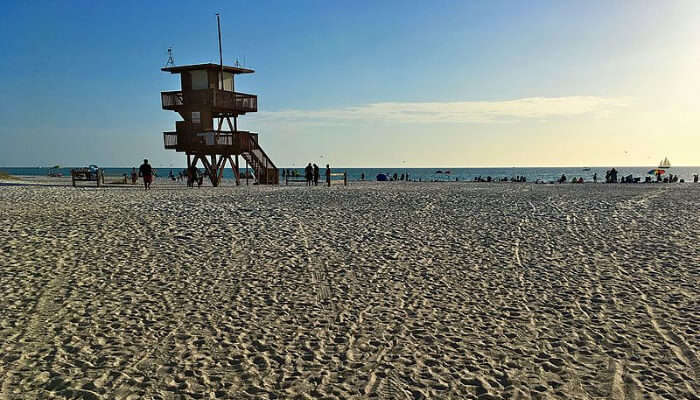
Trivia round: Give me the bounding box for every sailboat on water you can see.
[658,156,671,169]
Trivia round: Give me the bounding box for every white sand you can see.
[0,181,698,399]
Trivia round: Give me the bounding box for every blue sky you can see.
[1,1,699,167]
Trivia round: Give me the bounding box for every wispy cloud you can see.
[254,96,631,125]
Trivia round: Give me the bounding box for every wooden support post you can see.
[218,155,227,182]
[189,155,200,187]
[230,156,240,186]
[199,156,214,187]
[213,155,219,187]
[246,159,249,186]
[205,155,218,187]
[215,117,224,141]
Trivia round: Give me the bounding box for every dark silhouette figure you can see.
[139,159,153,190]
[305,163,313,186]
[313,164,320,186]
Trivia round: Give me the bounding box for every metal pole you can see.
[217,13,223,90]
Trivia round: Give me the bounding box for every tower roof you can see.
[161,63,254,74]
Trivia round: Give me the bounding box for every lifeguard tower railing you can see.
[163,130,277,184]
[161,89,257,114]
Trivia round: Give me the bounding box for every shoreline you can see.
[3,174,699,188]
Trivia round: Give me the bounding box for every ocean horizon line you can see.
[3,165,699,169]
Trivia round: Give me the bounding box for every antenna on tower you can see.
[216,13,224,90]
[165,47,175,67]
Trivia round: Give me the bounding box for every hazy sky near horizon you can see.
[1,1,699,167]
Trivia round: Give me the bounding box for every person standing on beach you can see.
[326,164,331,187]
[131,167,138,185]
[313,164,320,186]
[305,163,313,186]
[593,172,597,183]
[139,159,153,190]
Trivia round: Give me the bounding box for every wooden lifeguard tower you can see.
[160,63,278,186]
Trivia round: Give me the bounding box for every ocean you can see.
[3,166,699,183]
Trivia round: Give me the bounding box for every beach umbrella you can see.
[648,169,665,175]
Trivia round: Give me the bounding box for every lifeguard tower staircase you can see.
[161,63,278,185]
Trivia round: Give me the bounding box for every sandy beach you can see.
[0,181,698,399]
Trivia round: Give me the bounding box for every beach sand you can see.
[0,181,698,399]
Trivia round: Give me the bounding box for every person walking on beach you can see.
[139,159,153,190]
[305,163,313,186]
[326,164,331,187]
[131,167,138,185]
[313,164,320,186]
[593,172,597,183]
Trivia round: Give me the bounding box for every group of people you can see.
[472,176,526,183]
[558,174,585,184]
[306,163,321,186]
[130,160,207,190]
[281,163,332,186]
[659,173,681,183]
[604,168,619,183]
[185,165,206,188]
